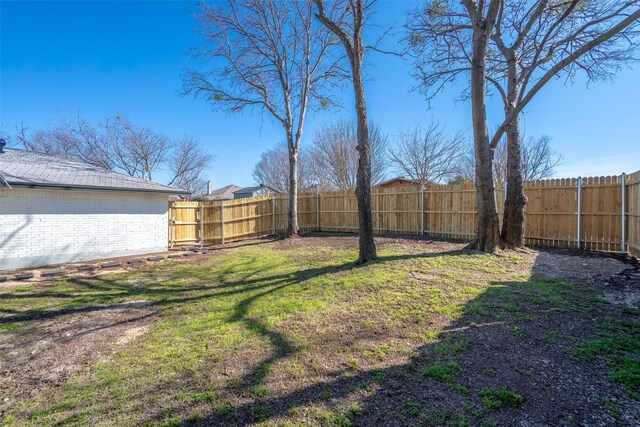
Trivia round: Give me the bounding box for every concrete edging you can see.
[0,249,208,283]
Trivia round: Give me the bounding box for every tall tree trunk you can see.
[352,49,376,264]
[501,58,527,247]
[312,0,376,263]
[286,137,300,238]
[469,21,500,253]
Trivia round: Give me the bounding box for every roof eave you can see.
[6,182,190,195]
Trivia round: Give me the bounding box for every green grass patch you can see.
[512,326,527,339]
[403,401,422,416]
[608,357,640,397]
[190,390,216,404]
[570,317,640,397]
[479,387,524,411]
[0,322,23,332]
[435,334,469,358]
[253,386,270,398]
[0,239,620,425]
[420,361,462,384]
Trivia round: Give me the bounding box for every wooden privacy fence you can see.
[169,170,640,257]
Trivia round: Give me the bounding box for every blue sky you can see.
[1,0,639,188]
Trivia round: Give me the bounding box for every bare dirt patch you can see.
[531,247,640,309]
[276,233,468,254]
[531,248,633,283]
[0,302,156,416]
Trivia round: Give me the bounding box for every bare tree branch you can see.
[16,114,213,192]
[252,142,314,193]
[458,133,562,181]
[307,120,387,190]
[481,0,640,246]
[388,122,467,184]
[185,0,346,236]
[489,1,640,148]
[167,137,214,194]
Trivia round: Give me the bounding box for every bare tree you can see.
[314,0,379,263]
[184,0,344,238]
[389,123,466,184]
[521,135,562,181]
[487,1,640,247]
[458,134,562,182]
[252,142,314,193]
[448,175,471,185]
[0,130,15,148]
[253,144,292,194]
[457,139,512,183]
[15,122,78,159]
[104,116,170,181]
[17,115,170,180]
[407,0,503,252]
[307,120,387,190]
[33,113,117,171]
[167,137,215,194]
[16,115,213,192]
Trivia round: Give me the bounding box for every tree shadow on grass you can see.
[138,258,639,427]
[0,250,467,327]
[18,245,636,426]
[3,248,481,424]
[213,249,472,393]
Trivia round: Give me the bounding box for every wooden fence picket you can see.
[169,170,640,256]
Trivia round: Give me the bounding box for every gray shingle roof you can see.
[211,184,241,196]
[0,148,189,194]
[234,186,262,194]
[233,185,275,194]
[196,185,241,200]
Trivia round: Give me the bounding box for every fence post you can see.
[199,202,204,247]
[622,172,626,253]
[577,177,582,249]
[272,195,276,235]
[420,184,425,235]
[316,192,320,232]
[221,200,225,245]
[169,202,174,249]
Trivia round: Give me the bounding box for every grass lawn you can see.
[0,235,638,426]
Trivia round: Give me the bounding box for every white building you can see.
[0,148,188,270]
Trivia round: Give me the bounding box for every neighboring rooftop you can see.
[198,184,242,200]
[0,148,189,194]
[234,186,262,194]
[233,185,276,194]
[376,177,436,187]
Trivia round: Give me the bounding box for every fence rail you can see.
[169,170,640,257]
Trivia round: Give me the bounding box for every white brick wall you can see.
[0,188,169,270]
